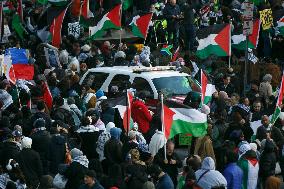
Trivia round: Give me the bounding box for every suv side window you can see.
[83,72,109,91]
[109,74,131,92]
[132,77,154,98]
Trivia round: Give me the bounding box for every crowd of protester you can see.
[1,0,284,189]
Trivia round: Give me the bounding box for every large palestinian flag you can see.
[162,103,207,139]
[232,19,261,50]
[271,72,284,124]
[196,24,231,59]
[130,13,152,39]
[89,4,121,39]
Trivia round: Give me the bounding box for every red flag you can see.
[201,69,207,103]
[17,0,23,22]
[43,82,53,110]
[171,46,180,62]
[50,8,67,48]
[123,90,134,132]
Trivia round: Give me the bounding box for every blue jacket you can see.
[156,173,174,189]
[223,163,243,189]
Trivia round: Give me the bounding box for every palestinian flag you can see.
[89,4,121,39]
[201,70,217,105]
[238,157,259,189]
[271,72,284,124]
[276,16,284,36]
[161,44,173,57]
[79,0,94,28]
[196,24,231,59]
[50,8,67,48]
[162,103,207,139]
[130,13,152,39]
[232,19,260,50]
[123,90,134,132]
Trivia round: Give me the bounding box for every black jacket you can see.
[154,149,182,186]
[31,130,51,173]
[64,161,88,189]
[77,129,100,160]
[47,134,66,174]
[16,148,43,187]
[0,141,20,168]
[163,3,181,30]
[259,139,277,179]
[256,125,284,149]
[104,138,123,165]
[217,83,235,97]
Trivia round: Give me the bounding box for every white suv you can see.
[79,66,200,102]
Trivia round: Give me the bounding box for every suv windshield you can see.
[152,76,194,97]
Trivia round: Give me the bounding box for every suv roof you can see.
[80,66,189,81]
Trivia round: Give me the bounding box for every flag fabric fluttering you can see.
[6,48,34,81]
[89,4,122,39]
[276,16,284,36]
[196,24,231,59]
[162,103,208,139]
[129,13,153,39]
[79,0,94,28]
[171,46,180,62]
[17,0,23,22]
[201,69,207,104]
[12,14,27,40]
[232,19,261,50]
[50,8,68,48]
[201,70,217,104]
[123,90,134,132]
[271,72,284,124]
[3,55,16,84]
[160,44,173,57]
[43,82,53,110]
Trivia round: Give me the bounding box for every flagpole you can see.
[244,35,248,96]
[78,0,83,23]
[228,19,232,68]
[161,93,167,160]
[201,69,203,105]
[119,2,123,45]
[126,89,130,134]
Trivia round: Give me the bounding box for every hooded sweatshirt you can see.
[195,157,227,189]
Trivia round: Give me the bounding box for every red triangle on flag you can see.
[106,4,121,27]
[215,24,230,56]
[123,91,133,132]
[50,8,67,48]
[248,19,260,48]
[201,70,208,103]
[136,13,152,38]
[163,105,175,139]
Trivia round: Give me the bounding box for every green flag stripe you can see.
[196,44,227,59]
[169,119,207,139]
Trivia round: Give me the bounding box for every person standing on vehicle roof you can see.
[131,92,153,134]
